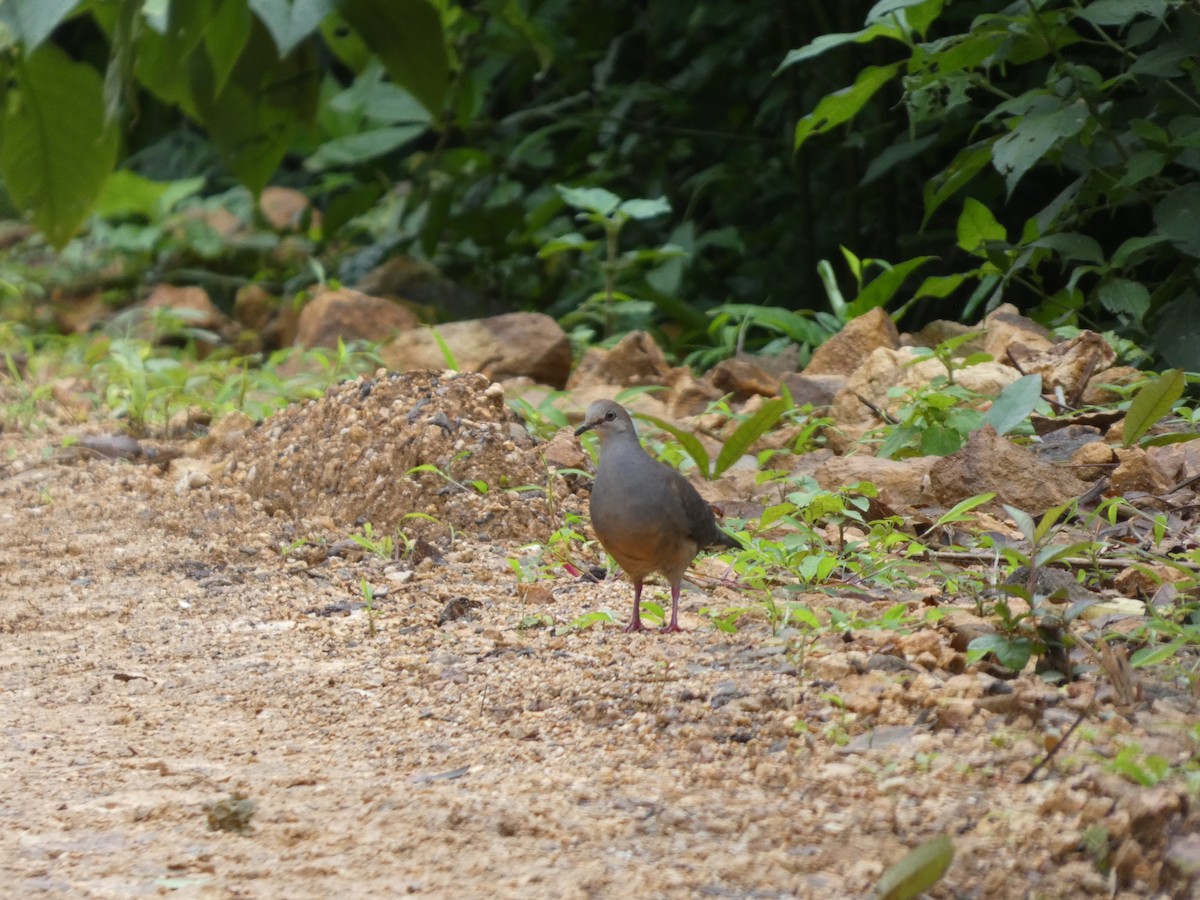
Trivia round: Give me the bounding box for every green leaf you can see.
[635,414,712,479]
[714,397,789,477]
[993,98,1088,195]
[845,255,934,318]
[94,170,169,220]
[776,23,903,72]
[1111,234,1171,268]
[956,197,1006,255]
[1153,184,1200,257]
[618,197,671,220]
[793,62,903,150]
[0,44,119,247]
[709,304,831,346]
[966,634,1032,671]
[982,374,1042,436]
[1123,369,1186,447]
[1096,278,1150,321]
[1002,504,1037,544]
[1028,232,1104,265]
[557,185,621,216]
[0,0,79,50]
[913,273,965,300]
[1076,0,1168,28]
[920,424,964,456]
[923,141,993,226]
[339,0,449,117]
[205,0,254,95]
[932,492,996,528]
[1130,639,1185,669]
[875,835,955,900]
[190,19,321,194]
[249,0,335,57]
[304,124,427,170]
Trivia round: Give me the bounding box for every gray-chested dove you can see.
[574,399,741,633]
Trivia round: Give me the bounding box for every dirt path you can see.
[0,383,1194,898]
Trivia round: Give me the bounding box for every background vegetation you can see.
[0,0,1197,366]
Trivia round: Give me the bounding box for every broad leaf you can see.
[776,23,903,72]
[0,44,118,247]
[249,0,335,57]
[875,835,955,900]
[635,414,712,479]
[1096,278,1150,320]
[0,0,79,50]
[967,634,1033,671]
[993,98,1088,195]
[190,19,320,194]
[714,397,789,477]
[845,255,934,318]
[1153,184,1200,257]
[793,62,903,150]
[340,0,449,117]
[558,185,621,216]
[1123,368,1185,447]
[982,374,1042,436]
[956,197,1006,254]
[618,197,671,220]
[304,124,427,170]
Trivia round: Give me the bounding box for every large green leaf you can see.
[205,0,254,95]
[956,197,1006,255]
[134,0,217,113]
[339,0,449,117]
[1122,368,1185,448]
[845,255,935,318]
[714,397,789,477]
[982,374,1042,436]
[1096,278,1150,321]
[1153,183,1200,258]
[249,0,335,57]
[0,44,118,247]
[993,97,1088,195]
[875,835,955,900]
[0,0,80,50]
[189,19,320,194]
[776,23,903,72]
[793,62,903,150]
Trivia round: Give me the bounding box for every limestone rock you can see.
[926,426,1090,514]
[983,303,1053,361]
[805,307,900,376]
[296,287,419,349]
[380,311,571,388]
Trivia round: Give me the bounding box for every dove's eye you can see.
[605,411,615,420]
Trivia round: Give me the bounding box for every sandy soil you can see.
[0,373,1195,899]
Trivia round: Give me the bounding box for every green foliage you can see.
[875,835,955,900]
[637,396,789,480]
[784,0,1200,366]
[1122,368,1185,447]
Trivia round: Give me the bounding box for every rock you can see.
[541,428,589,470]
[568,330,674,389]
[813,455,936,510]
[295,287,419,349]
[905,320,984,353]
[826,347,1020,451]
[1030,424,1106,463]
[805,307,900,376]
[1008,331,1117,403]
[53,292,112,334]
[1070,441,1114,481]
[380,312,571,388]
[259,186,319,232]
[139,284,233,346]
[232,283,277,333]
[707,357,779,399]
[983,302,1053,360]
[354,255,498,320]
[780,372,845,411]
[926,426,1091,514]
[1110,446,1173,495]
[1083,366,1143,406]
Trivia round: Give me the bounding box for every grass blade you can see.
[714,397,789,477]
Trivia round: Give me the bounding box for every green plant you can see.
[360,577,378,638]
[349,523,394,560]
[782,0,1200,367]
[539,186,684,338]
[637,395,791,480]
